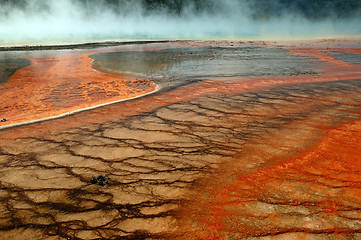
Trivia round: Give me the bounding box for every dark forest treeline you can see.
[1,0,360,19]
[250,0,361,19]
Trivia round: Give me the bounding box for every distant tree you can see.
[248,0,361,20]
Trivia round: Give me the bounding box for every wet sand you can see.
[0,40,360,239]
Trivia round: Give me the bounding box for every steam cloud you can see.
[0,0,360,45]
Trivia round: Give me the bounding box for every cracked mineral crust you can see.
[0,40,361,239]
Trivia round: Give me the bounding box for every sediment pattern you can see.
[0,78,361,239]
[0,40,360,239]
[177,80,361,239]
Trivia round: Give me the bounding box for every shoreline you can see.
[1,37,360,51]
[0,40,173,51]
[0,86,159,130]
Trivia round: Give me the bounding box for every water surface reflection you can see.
[91,46,318,90]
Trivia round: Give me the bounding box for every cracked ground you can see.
[0,40,361,239]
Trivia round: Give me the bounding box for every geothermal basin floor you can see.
[0,40,361,239]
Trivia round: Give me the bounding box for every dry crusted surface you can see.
[0,78,361,239]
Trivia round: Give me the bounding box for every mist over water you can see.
[0,0,360,45]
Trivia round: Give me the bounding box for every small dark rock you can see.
[90,177,98,184]
[98,181,106,186]
[90,175,110,186]
[0,118,6,122]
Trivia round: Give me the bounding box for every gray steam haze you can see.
[0,0,360,46]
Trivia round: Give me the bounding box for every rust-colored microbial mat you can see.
[0,40,361,239]
[0,49,156,127]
